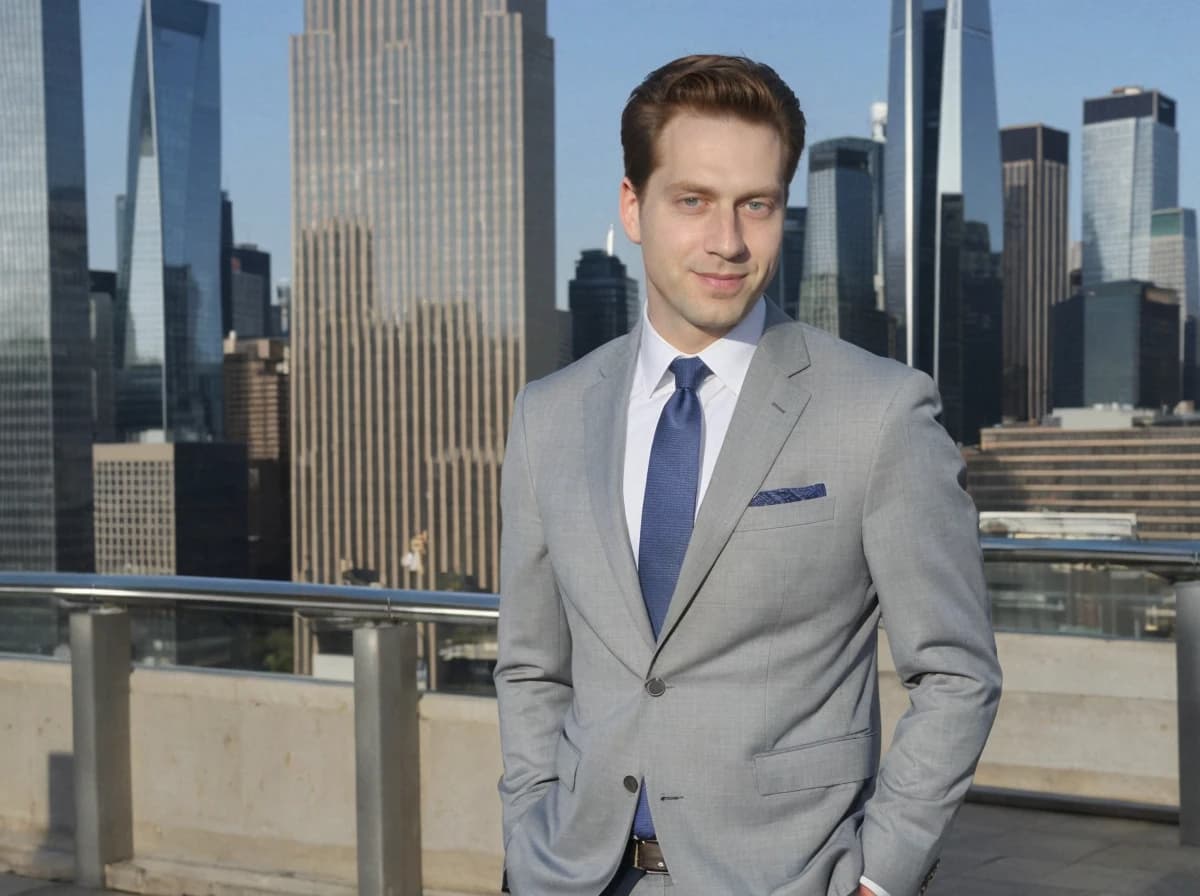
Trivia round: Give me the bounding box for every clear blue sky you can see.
[81,1,1199,308]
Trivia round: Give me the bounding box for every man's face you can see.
[620,111,787,354]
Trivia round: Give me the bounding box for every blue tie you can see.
[633,356,710,840]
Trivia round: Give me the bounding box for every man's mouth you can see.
[694,272,747,293]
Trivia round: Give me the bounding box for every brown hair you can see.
[621,55,806,197]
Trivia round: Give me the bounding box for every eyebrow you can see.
[665,180,784,202]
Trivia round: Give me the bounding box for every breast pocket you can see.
[735,495,836,532]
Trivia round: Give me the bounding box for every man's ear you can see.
[619,177,642,245]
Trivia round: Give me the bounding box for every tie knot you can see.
[669,356,711,392]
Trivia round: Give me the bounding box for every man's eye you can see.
[680,196,702,208]
[745,200,771,214]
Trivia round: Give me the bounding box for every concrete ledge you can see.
[0,829,73,882]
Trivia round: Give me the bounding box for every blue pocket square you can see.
[749,483,827,506]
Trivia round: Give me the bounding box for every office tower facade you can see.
[568,249,638,361]
[229,244,271,339]
[93,442,247,576]
[1082,89,1178,288]
[90,270,118,443]
[221,192,233,335]
[291,0,556,589]
[0,0,93,572]
[1151,208,1199,318]
[271,279,291,339]
[1000,124,1069,423]
[224,336,290,580]
[967,420,1200,541]
[884,0,1004,444]
[798,138,887,355]
[1052,281,1180,410]
[763,207,807,318]
[1151,208,1200,400]
[115,0,222,442]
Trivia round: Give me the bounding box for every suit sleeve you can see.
[494,387,574,849]
[858,369,1002,896]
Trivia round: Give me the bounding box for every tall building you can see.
[1151,208,1199,318]
[90,270,117,443]
[290,0,556,590]
[271,279,291,339]
[115,0,222,442]
[1000,124,1069,423]
[220,191,233,335]
[224,335,290,580]
[0,0,93,572]
[93,442,247,577]
[1052,281,1180,411]
[884,0,1004,444]
[1151,208,1199,401]
[1081,88,1178,288]
[798,138,887,355]
[568,248,638,361]
[763,207,807,319]
[229,243,271,338]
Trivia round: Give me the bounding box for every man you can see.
[495,55,1001,896]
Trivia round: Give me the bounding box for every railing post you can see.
[70,607,133,888]
[354,622,422,896]
[1178,581,1200,846]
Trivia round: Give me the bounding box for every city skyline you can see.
[78,1,1200,310]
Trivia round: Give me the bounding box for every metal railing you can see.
[0,536,1198,889]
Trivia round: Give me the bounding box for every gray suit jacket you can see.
[495,304,1002,896]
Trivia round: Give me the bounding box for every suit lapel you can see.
[654,309,812,657]
[583,324,658,657]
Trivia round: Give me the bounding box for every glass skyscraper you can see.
[884,0,1004,444]
[0,0,93,571]
[798,137,888,356]
[763,207,807,319]
[115,0,222,442]
[1082,89,1178,289]
[1150,208,1198,319]
[290,0,556,590]
[568,249,639,362]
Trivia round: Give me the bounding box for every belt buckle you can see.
[633,838,668,875]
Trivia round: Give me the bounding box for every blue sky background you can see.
[80,0,1199,308]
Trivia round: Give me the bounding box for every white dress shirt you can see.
[621,298,890,896]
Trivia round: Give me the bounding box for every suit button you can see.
[623,775,639,793]
[645,678,666,697]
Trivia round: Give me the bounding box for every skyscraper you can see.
[229,243,271,339]
[90,270,117,443]
[1052,281,1180,411]
[884,0,1004,444]
[568,248,638,361]
[1151,208,1199,402]
[798,137,887,355]
[291,0,556,590]
[0,0,93,572]
[1001,124,1069,423]
[1151,208,1199,318]
[115,0,222,443]
[763,207,807,319]
[1082,88,1178,288]
[224,335,290,580]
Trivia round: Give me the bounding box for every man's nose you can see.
[704,205,747,260]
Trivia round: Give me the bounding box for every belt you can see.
[630,838,668,874]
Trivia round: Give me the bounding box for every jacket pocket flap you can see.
[555,734,582,791]
[753,728,876,795]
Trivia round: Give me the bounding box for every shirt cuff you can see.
[859,875,891,896]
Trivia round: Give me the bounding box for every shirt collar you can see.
[635,297,766,398]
